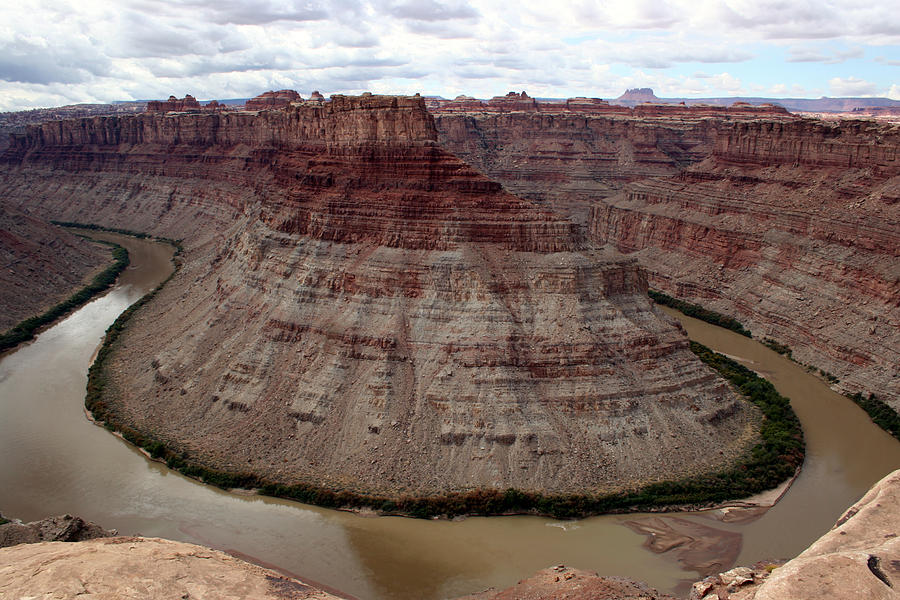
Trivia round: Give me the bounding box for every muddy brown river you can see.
[1,233,898,599]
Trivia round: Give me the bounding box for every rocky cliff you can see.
[0,206,109,332]
[691,468,900,599]
[0,94,755,500]
[435,111,718,226]
[591,119,900,407]
[245,89,305,110]
[432,103,898,408]
[0,513,116,548]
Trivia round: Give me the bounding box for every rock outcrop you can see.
[616,88,662,106]
[0,514,116,547]
[145,94,202,112]
[433,101,898,407]
[691,468,900,599]
[0,536,342,599]
[0,94,755,501]
[0,206,109,332]
[434,107,720,225]
[246,89,304,110]
[460,564,676,600]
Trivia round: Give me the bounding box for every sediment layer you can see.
[0,95,754,498]
[431,104,898,408]
[591,119,900,407]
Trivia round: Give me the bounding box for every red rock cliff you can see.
[433,103,898,407]
[434,110,720,225]
[0,95,756,499]
[591,118,900,406]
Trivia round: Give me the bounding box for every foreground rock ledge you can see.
[0,536,342,600]
[0,513,115,548]
[691,468,900,599]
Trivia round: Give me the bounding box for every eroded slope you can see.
[0,206,109,332]
[0,95,755,498]
[432,103,898,409]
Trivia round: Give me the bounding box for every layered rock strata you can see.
[146,94,202,112]
[433,101,897,407]
[246,89,304,110]
[0,206,109,332]
[434,107,722,225]
[1,94,755,498]
[428,93,789,119]
[591,119,900,407]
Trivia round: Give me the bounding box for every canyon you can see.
[0,94,755,501]
[1,89,898,598]
[433,97,899,410]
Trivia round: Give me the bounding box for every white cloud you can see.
[828,76,879,97]
[0,0,896,111]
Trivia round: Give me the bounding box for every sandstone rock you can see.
[433,109,720,226]
[146,94,201,112]
[432,101,898,407]
[0,536,342,599]
[750,469,900,600]
[719,566,755,588]
[0,514,116,547]
[246,89,304,110]
[486,91,538,111]
[590,119,900,407]
[691,469,900,600]
[616,88,662,106]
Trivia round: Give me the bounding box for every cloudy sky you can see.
[0,0,897,111]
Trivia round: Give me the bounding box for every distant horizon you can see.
[38,88,900,108]
[1,1,897,112]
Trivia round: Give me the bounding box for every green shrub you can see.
[850,393,900,440]
[762,338,792,357]
[648,290,751,337]
[0,240,130,352]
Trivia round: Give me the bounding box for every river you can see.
[1,232,898,599]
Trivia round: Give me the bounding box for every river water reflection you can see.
[1,233,898,599]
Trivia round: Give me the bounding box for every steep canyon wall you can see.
[591,119,900,407]
[431,105,897,407]
[0,96,755,498]
[0,207,110,331]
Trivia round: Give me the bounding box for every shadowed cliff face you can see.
[0,206,109,332]
[0,95,756,497]
[432,106,899,409]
